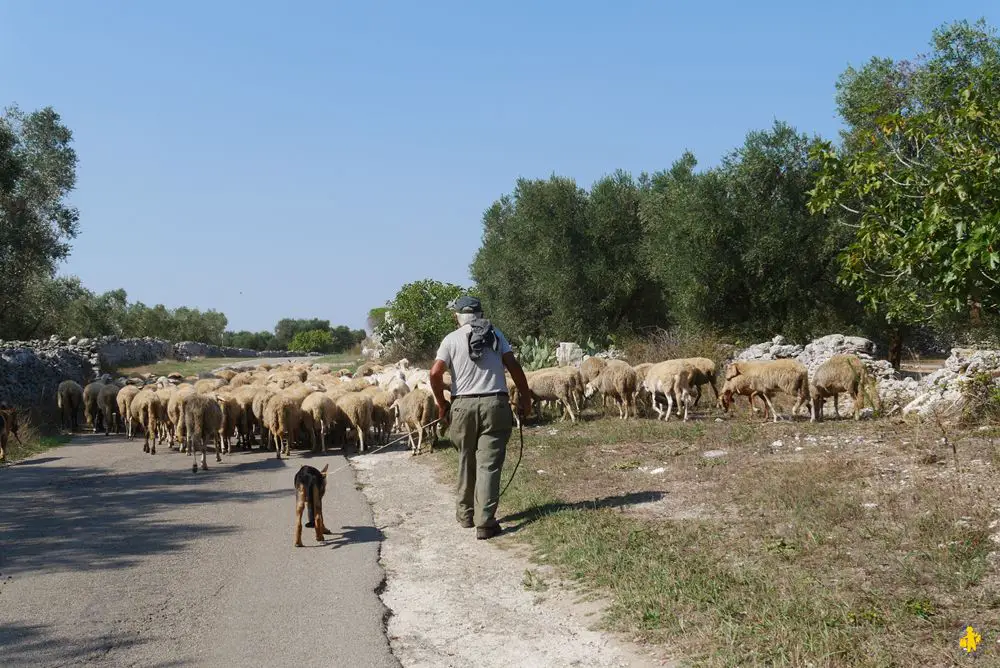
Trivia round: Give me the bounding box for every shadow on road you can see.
[0,459,287,577]
[9,456,63,466]
[327,524,385,550]
[0,621,190,667]
[498,491,666,534]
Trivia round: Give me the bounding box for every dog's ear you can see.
[320,463,329,476]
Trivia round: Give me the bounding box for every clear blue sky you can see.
[2,1,996,332]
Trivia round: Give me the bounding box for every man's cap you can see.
[448,295,482,314]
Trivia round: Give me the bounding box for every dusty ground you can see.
[350,441,675,668]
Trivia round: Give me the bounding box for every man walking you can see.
[429,296,532,540]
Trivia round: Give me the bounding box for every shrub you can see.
[620,326,734,364]
[288,329,334,354]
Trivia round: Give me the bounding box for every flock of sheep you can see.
[47,351,876,472]
[53,360,445,472]
[519,353,878,424]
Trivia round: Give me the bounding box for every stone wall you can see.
[732,334,1000,417]
[0,335,313,410]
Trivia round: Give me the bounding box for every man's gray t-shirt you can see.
[435,324,512,396]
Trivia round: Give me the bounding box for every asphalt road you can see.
[0,433,399,668]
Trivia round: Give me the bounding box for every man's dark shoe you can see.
[458,517,474,528]
[476,522,503,540]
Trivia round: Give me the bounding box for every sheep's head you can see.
[724,363,742,381]
[718,389,733,412]
[583,382,597,399]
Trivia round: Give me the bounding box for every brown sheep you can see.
[130,388,164,454]
[580,357,607,383]
[336,393,373,453]
[97,384,121,436]
[252,388,277,450]
[528,369,577,422]
[228,371,257,388]
[116,385,142,440]
[394,388,436,455]
[810,354,881,422]
[361,387,395,444]
[215,393,243,454]
[681,357,719,407]
[83,380,105,432]
[721,360,810,422]
[300,393,342,453]
[168,384,197,449]
[183,393,223,472]
[57,379,84,432]
[585,360,638,419]
[263,394,301,458]
[195,378,227,394]
[230,385,260,448]
[214,369,238,382]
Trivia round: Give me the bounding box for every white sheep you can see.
[643,360,697,421]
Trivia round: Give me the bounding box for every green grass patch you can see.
[310,353,364,370]
[424,414,1000,666]
[116,357,255,377]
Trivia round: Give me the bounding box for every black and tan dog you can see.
[294,464,332,547]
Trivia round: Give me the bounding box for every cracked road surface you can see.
[0,434,398,668]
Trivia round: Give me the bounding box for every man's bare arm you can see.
[502,352,532,415]
[430,359,450,420]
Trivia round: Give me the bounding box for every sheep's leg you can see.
[833,394,840,419]
[149,416,157,454]
[665,391,675,422]
[416,422,424,455]
[564,397,576,423]
[358,423,366,453]
[763,394,781,423]
[202,437,210,470]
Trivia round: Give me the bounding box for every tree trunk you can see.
[888,326,904,371]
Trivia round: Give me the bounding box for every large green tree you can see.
[810,19,1000,364]
[639,122,862,341]
[0,105,80,339]
[471,173,663,341]
[376,279,467,360]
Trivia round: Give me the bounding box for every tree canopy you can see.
[811,19,1000,331]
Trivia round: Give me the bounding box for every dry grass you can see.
[2,403,71,463]
[620,327,734,365]
[427,401,1000,666]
